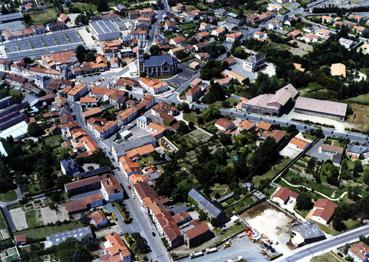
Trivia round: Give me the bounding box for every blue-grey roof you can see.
[60,158,79,175]
[0,21,25,32]
[188,188,223,219]
[346,144,369,154]
[225,17,241,26]
[0,13,23,23]
[0,96,13,110]
[46,226,92,246]
[89,19,120,35]
[144,55,175,67]
[1,29,83,60]
[292,222,325,240]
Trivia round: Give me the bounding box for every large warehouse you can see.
[0,29,84,60]
[89,20,121,41]
[294,97,347,121]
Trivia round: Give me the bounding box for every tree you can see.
[28,122,43,137]
[296,192,313,211]
[305,158,316,174]
[76,45,87,63]
[97,0,109,12]
[1,5,9,15]
[75,14,89,26]
[130,233,151,254]
[200,61,224,80]
[54,238,92,262]
[201,105,220,121]
[149,45,161,55]
[364,170,369,187]
[232,46,248,59]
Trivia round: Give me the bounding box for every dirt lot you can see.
[40,205,69,225]
[347,103,369,132]
[240,202,294,255]
[10,207,28,231]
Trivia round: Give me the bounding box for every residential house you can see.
[271,187,299,207]
[346,143,369,160]
[89,210,108,228]
[243,53,265,72]
[101,233,132,262]
[186,86,203,102]
[308,198,337,225]
[348,242,369,262]
[319,144,344,165]
[215,118,236,132]
[184,221,214,248]
[139,77,169,95]
[100,174,124,202]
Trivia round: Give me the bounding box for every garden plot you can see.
[241,202,294,256]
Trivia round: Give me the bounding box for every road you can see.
[187,104,369,144]
[71,102,172,262]
[278,225,369,262]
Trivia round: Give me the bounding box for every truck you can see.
[205,247,218,254]
[226,256,243,262]
[190,251,204,259]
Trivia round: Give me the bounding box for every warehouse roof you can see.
[295,97,347,117]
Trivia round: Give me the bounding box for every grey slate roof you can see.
[144,55,175,67]
[188,188,223,219]
[0,13,23,23]
[346,143,369,154]
[292,222,325,240]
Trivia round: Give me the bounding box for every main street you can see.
[71,103,172,262]
[278,225,369,261]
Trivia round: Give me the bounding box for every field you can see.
[70,2,97,13]
[346,103,369,131]
[0,190,17,202]
[310,252,343,262]
[28,8,58,25]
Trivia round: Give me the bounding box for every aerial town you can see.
[2,0,369,261]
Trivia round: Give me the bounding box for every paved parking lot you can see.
[179,236,267,262]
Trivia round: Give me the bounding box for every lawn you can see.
[214,222,245,241]
[318,223,339,236]
[18,221,83,240]
[310,252,342,262]
[224,196,255,215]
[28,8,58,25]
[0,210,7,229]
[0,190,17,202]
[25,210,40,228]
[210,184,229,199]
[27,183,41,194]
[70,2,97,13]
[282,172,337,198]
